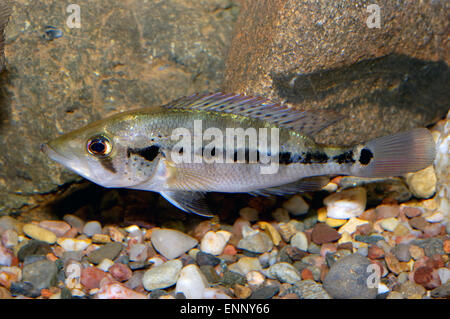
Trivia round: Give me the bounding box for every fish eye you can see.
[87,136,112,157]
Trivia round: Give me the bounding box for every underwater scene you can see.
[0,0,448,302]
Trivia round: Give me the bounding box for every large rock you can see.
[224,0,449,146]
[0,0,239,214]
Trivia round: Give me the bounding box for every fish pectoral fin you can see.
[164,160,212,191]
[160,190,214,217]
[249,176,330,196]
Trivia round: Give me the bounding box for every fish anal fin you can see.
[163,92,343,135]
[249,176,330,196]
[160,190,214,217]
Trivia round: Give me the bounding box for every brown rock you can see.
[444,238,450,254]
[80,267,107,289]
[385,253,406,275]
[401,206,423,218]
[375,205,400,220]
[409,245,425,260]
[109,263,132,282]
[408,217,429,231]
[311,223,341,244]
[233,283,252,299]
[358,209,377,222]
[39,220,71,237]
[368,245,385,259]
[285,245,307,261]
[414,266,434,286]
[301,268,314,281]
[224,0,448,146]
[423,224,444,237]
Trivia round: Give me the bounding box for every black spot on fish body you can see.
[359,148,373,165]
[127,145,160,162]
[99,157,117,173]
[333,151,355,164]
[279,152,293,164]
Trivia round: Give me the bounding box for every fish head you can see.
[41,113,161,188]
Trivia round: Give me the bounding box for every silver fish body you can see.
[42,93,436,216]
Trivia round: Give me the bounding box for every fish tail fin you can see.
[351,128,435,178]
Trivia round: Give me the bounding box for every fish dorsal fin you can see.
[160,190,213,217]
[249,176,330,196]
[163,92,343,135]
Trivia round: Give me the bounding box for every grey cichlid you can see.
[41,92,436,216]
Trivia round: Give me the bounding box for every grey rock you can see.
[82,221,102,237]
[151,228,198,260]
[392,244,411,262]
[87,242,123,264]
[249,285,279,299]
[430,283,450,299]
[200,265,220,284]
[17,240,52,262]
[0,0,239,214]
[295,280,331,299]
[354,235,384,244]
[224,0,448,146]
[410,238,444,257]
[128,243,148,262]
[196,251,221,267]
[22,259,58,290]
[323,253,378,299]
[63,214,85,230]
[142,259,182,291]
[237,231,273,253]
[9,281,41,298]
[268,262,301,284]
[221,268,246,286]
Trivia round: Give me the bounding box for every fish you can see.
[0,0,12,73]
[41,92,436,217]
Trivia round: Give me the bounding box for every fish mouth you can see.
[40,142,70,163]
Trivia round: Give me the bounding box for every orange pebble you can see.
[301,268,314,280]
[46,253,58,262]
[40,289,53,298]
[223,244,237,255]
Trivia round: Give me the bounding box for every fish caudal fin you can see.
[352,128,435,178]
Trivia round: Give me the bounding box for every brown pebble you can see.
[359,209,376,222]
[424,224,444,237]
[409,245,425,260]
[39,220,71,237]
[320,243,337,258]
[408,217,429,231]
[281,293,299,299]
[286,245,307,261]
[414,266,433,285]
[0,287,12,299]
[192,220,215,241]
[301,268,314,280]
[375,205,400,220]
[337,242,353,251]
[368,245,385,259]
[355,223,372,236]
[401,206,422,218]
[385,253,406,275]
[80,267,107,289]
[109,263,132,282]
[444,239,450,254]
[233,283,252,299]
[311,223,341,245]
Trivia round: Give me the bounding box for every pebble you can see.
[200,230,231,256]
[246,270,265,286]
[97,258,114,272]
[200,265,220,284]
[405,165,437,199]
[128,243,148,262]
[379,217,400,232]
[325,217,347,228]
[87,242,123,264]
[239,207,259,221]
[196,251,220,267]
[290,232,308,251]
[258,222,281,246]
[323,254,378,299]
[237,231,273,253]
[409,245,425,260]
[23,224,57,244]
[175,264,209,299]
[268,262,301,284]
[375,204,400,220]
[228,256,262,276]
[386,291,404,299]
[311,223,341,244]
[38,220,71,237]
[278,222,297,242]
[221,268,246,286]
[10,281,41,298]
[282,195,309,216]
[409,216,428,231]
[323,187,367,219]
[423,211,445,223]
[431,283,450,298]
[57,238,91,251]
[0,266,21,288]
[17,240,52,262]
[63,214,85,230]
[97,282,147,299]
[411,238,444,257]
[392,244,411,262]
[399,280,426,298]
[80,267,107,289]
[249,285,279,299]
[368,245,385,259]
[385,253,409,275]
[271,208,290,223]
[233,283,252,299]
[0,243,14,266]
[22,259,58,290]
[338,217,368,235]
[142,260,182,291]
[82,221,102,237]
[109,263,132,282]
[151,228,198,260]
[354,235,384,244]
[438,268,450,285]
[1,229,18,249]
[203,287,232,299]
[295,280,330,299]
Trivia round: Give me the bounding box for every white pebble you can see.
[142,259,182,291]
[151,228,198,260]
[57,237,92,251]
[228,256,262,276]
[200,230,231,256]
[338,217,369,235]
[378,283,390,294]
[246,270,265,286]
[283,195,309,216]
[290,232,308,251]
[438,268,450,285]
[97,258,114,272]
[82,221,102,237]
[175,264,209,299]
[423,211,445,223]
[202,288,232,299]
[324,187,367,219]
[379,217,399,232]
